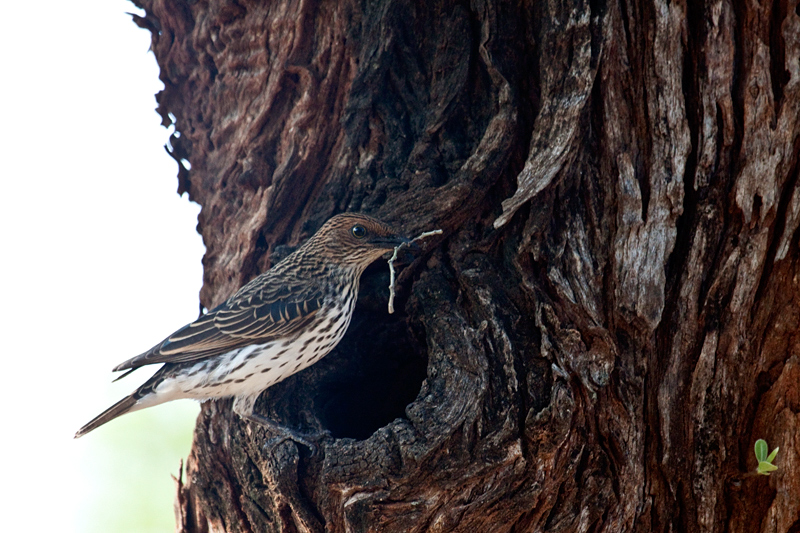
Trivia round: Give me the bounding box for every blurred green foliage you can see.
[79,401,199,533]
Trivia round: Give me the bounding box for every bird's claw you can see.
[262,428,330,456]
[242,410,330,455]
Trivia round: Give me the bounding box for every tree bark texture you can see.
[131,0,800,531]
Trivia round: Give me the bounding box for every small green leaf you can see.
[767,446,779,464]
[758,461,778,475]
[755,439,768,462]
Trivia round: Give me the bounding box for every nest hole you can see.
[315,302,427,440]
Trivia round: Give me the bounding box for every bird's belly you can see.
[154,306,354,401]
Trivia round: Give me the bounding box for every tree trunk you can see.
[131,0,800,531]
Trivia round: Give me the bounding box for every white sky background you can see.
[0,1,205,531]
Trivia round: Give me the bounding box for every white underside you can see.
[135,299,355,411]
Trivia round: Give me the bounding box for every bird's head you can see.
[311,213,409,271]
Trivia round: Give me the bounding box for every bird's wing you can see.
[113,276,324,372]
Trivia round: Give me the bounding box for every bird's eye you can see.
[351,225,367,239]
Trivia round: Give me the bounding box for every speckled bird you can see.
[76,213,408,445]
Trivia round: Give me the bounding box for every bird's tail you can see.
[75,395,140,438]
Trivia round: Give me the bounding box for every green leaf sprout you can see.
[754,439,779,476]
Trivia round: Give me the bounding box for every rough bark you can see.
[131,0,800,531]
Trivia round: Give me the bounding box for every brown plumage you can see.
[76,213,408,443]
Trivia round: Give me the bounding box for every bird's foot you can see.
[244,412,330,455]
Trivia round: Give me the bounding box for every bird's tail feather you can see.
[75,395,139,438]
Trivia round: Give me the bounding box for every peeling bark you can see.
[130,0,800,531]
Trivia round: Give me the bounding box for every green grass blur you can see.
[79,401,200,533]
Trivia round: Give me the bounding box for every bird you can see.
[76,213,409,447]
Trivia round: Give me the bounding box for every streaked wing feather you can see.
[113,279,324,371]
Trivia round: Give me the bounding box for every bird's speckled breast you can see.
[145,287,358,406]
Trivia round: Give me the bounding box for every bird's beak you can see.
[370,234,411,250]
